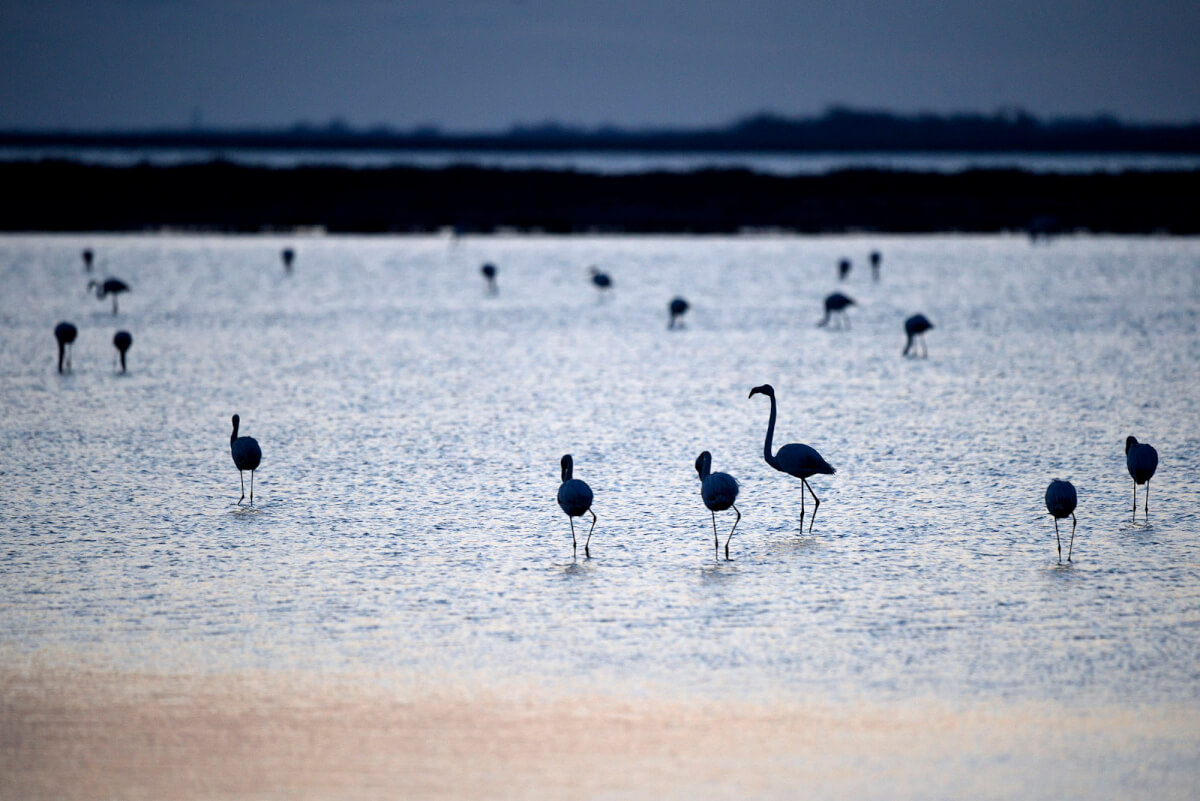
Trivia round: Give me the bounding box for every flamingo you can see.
[838,258,851,281]
[88,278,130,315]
[748,384,836,533]
[590,267,613,296]
[281,248,295,273]
[230,414,263,505]
[54,321,77,373]
[113,330,132,373]
[903,314,934,357]
[1125,436,1159,519]
[668,297,689,329]
[557,454,596,558]
[869,250,881,281]
[696,451,740,560]
[481,263,498,294]
[818,292,855,329]
[1045,479,1078,563]
[82,249,94,272]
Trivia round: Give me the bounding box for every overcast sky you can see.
[2,0,1198,130]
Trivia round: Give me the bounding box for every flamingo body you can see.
[557,454,596,557]
[590,268,612,291]
[749,383,835,533]
[230,414,263,505]
[88,278,130,315]
[696,450,740,559]
[819,292,855,328]
[113,330,132,372]
[903,313,934,357]
[668,296,689,329]
[481,263,497,293]
[54,321,77,373]
[1125,436,1158,518]
[1045,479,1078,563]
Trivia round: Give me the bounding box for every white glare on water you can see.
[1,233,1198,710]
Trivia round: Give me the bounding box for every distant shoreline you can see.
[2,160,1197,234]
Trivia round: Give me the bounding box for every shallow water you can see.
[1,232,1199,711]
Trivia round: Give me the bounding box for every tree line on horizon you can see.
[3,107,1199,153]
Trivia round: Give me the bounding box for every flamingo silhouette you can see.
[54,321,77,373]
[668,297,689,329]
[88,278,130,315]
[838,258,851,281]
[869,250,881,281]
[696,450,740,560]
[1045,479,1078,563]
[281,248,295,273]
[749,384,836,533]
[590,267,613,296]
[113,330,132,373]
[82,249,94,272]
[557,454,596,558]
[818,293,855,329]
[230,414,263,505]
[481,263,498,294]
[903,314,934,357]
[1125,436,1158,519]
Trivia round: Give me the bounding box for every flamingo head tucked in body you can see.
[695,450,712,480]
[1124,435,1139,455]
[560,454,574,482]
[748,383,775,399]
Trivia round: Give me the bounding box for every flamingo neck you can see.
[231,421,239,447]
[763,394,778,468]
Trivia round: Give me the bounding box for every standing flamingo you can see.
[748,384,836,533]
[1125,436,1159,519]
[113,330,133,373]
[838,258,851,280]
[1045,479,1078,563]
[903,314,934,357]
[818,292,855,329]
[82,249,94,272]
[481,263,498,294]
[590,267,613,297]
[230,414,263,505]
[695,451,740,560]
[88,278,130,315]
[668,297,689,329]
[54,321,77,373]
[281,248,295,273]
[869,250,881,281]
[557,454,596,557]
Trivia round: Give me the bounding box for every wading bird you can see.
[696,450,740,560]
[749,384,836,533]
[903,313,934,357]
[818,292,855,329]
[1045,479,1078,563]
[113,330,132,373]
[82,249,94,272]
[230,414,263,505]
[668,297,689,329]
[838,258,851,280]
[281,248,295,273]
[1125,436,1159,519]
[481,263,498,294]
[88,278,130,315]
[557,454,596,558]
[590,267,613,296]
[869,250,881,281]
[54,321,77,373]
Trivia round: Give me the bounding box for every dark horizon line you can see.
[3,107,1200,154]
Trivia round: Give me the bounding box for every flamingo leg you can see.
[1145,480,1150,515]
[1054,518,1061,563]
[798,479,806,530]
[112,296,118,315]
[1132,481,1137,518]
[570,517,576,558]
[250,470,254,505]
[1067,514,1076,562]
[803,479,822,533]
[725,505,741,561]
[238,471,245,505]
[712,510,719,559]
[585,509,597,558]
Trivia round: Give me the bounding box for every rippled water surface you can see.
[2,233,1199,707]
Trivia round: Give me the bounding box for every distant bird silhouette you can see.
[481,262,498,294]
[1125,436,1159,519]
[54,321,77,374]
[88,278,130,315]
[281,248,295,273]
[557,454,596,558]
[668,296,689,329]
[749,384,836,533]
[113,330,132,373]
[590,267,613,296]
[82,249,94,272]
[838,258,851,281]
[1045,479,1078,563]
[869,250,881,281]
[903,313,934,357]
[696,450,740,560]
[818,292,855,329]
[230,414,263,505]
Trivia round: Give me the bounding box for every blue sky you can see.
[2,0,1198,130]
